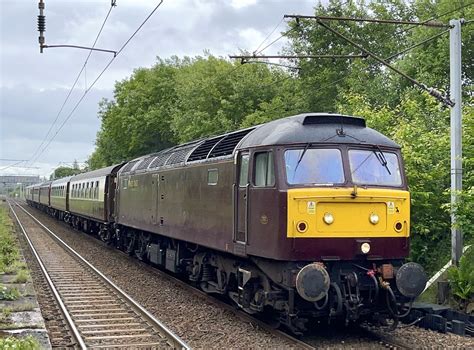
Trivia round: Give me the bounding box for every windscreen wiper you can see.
[373,146,391,175]
[293,143,311,175]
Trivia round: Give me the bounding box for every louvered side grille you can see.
[187,137,224,162]
[208,128,255,158]
[149,153,172,168]
[166,147,193,165]
[121,160,139,173]
[136,156,156,170]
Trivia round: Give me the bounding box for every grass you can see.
[0,204,21,274]
[13,269,30,283]
[0,335,40,349]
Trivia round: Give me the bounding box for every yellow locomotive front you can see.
[281,143,427,326]
[286,147,410,241]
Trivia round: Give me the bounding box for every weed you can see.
[0,285,21,301]
[0,335,40,349]
[448,247,474,310]
[13,269,29,283]
[0,307,11,322]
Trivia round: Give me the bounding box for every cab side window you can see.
[239,154,250,187]
[254,152,275,187]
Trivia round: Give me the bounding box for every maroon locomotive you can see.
[27,113,427,333]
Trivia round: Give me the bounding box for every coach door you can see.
[234,152,250,254]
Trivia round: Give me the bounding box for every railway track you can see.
[8,200,189,350]
[12,200,412,349]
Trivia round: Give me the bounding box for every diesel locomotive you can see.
[26,113,427,333]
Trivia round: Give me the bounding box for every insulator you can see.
[37,15,46,32]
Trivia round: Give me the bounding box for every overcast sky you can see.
[0,0,320,178]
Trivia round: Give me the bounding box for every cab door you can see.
[151,173,159,225]
[234,152,250,255]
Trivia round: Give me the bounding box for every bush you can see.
[448,247,474,310]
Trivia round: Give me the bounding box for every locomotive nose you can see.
[396,262,427,298]
[295,263,330,302]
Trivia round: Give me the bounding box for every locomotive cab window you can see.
[349,149,402,186]
[238,153,250,187]
[254,152,275,187]
[285,148,345,185]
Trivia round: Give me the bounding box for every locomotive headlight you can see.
[323,212,334,225]
[361,242,371,254]
[369,213,379,225]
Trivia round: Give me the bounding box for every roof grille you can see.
[149,153,172,169]
[208,128,255,158]
[303,115,366,127]
[187,137,224,162]
[136,155,157,170]
[121,160,139,173]
[166,146,194,165]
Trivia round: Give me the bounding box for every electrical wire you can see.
[0,160,26,172]
[255,27,297,55]
[298,23,453,101]
[253,16,285,54]
[27,4,115,167]
[404,1,474,33]
[30,1,164,166]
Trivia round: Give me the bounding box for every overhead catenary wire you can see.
[313,19,454,106]
[253,16,285,54]
[254,23,455,108]
[28,4,115,167]
[412,1,474,28]
[30,1,164,166]
[308,31,453,101]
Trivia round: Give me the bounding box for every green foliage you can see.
[87,0,474,275]
[13,269,30,284]
[88,54,303,167]
[0,336,40,350]
[50,165,82,180]
[448,248,474,302]
[0,285,21,301]
[0,206,20,273]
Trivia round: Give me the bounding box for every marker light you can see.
[323,212,334,225]
[369,213,379,225]
[296,221,308,233]
[361,243,371,254]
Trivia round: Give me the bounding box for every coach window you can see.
[239,153,250,187]
[254,152,275,187]
[95,181,99,199]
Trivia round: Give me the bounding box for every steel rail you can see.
[20,200,417,349]
[12,200,190,350]
[8,201,87,349]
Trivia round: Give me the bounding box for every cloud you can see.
[1,0,319,177]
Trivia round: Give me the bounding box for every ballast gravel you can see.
[24,207,474,349]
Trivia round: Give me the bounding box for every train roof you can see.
[238,113,399,149]
[119,113,399,174]
[39,180,53,188]
[51,176,73,186]
[71,163,124,181]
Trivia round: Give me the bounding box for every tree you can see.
[50,166,82,180]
